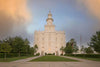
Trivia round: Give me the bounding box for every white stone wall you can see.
[34,31,66,55]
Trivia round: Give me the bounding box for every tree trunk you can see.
[4,52,6,60]
[26,50,27,56]
[62,51,63,55]
[19,51,20,57]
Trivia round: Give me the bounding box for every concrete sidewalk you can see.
[62,56,99,62]
[0,61,100,67]
[12,56,41,62]
[0,56,100,67]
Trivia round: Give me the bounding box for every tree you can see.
[69,39,78,53]
[80,45,85,54]
[33,44,38,54]
[29,47,34,55]
[6,37,15,53]
[64,42,73,54]
[84,47,94,54]
[0,40,1,52]
[70,39,75,46]
[64,38,78,54]
[60,46,64,55]
[0,42,1,53]
[0,36,32,58]
[12,36,25,57]
[0,43,12,60]
[24,39,30,55]
[89,31,100,53]
[73,44,79,53]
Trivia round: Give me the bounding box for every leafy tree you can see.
[6,37,15,53]
[89,31,100,53]
[64,39,78,54]
[60,46,64,55]
[21,44,30,55]
[29,47,34,55]
[64,42,73,54]
[70,39,75,46]
[0,43,12,60]
[0,40,1,52]
[24,39,29,45]
[23,39,30,55]
[6,37,31,56]
[80,45,85,54]
[69,39,78,53]
[12,36,25,56]
[73,44,79,53]
[33,44,38,54]
[84,47,94,54]
[0,36,34,58]
[0,42,1,53]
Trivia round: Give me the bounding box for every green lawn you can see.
[67,56,100,61]
[85,58,100,61]
[0,55,35,62]
[30,55,78,62]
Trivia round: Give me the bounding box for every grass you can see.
[30,55,78,62]
[75,57,100,61]
[0,55,35,62]
[85,58,100,61]
[67,56,100,61]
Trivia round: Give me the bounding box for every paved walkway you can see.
[12,56,41,62]
[62,56,99,62]
[0,56,100,67]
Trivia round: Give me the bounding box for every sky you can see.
[0,0,100,47]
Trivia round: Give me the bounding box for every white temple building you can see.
[34,11,66,55]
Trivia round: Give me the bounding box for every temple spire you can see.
[46,11,54,22]
[48,10,52,18]
[49,10,51,14]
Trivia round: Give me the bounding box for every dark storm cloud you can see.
[0,11,13,39]
[0,0,31,40]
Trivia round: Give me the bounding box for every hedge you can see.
[0,52,32,58]
[64,54,100,58]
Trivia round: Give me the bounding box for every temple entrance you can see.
[41,51,44,55]
[56,51,59,56]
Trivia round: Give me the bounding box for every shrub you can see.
[53,53,55,55]
[64,54,100,58]
[36,53,40,56]
[0,53,19,58]
[45,53,55,55]
[47,53,52,55]
[60,54,63,56]
[45,53,47,55]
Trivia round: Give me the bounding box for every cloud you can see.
[77,0,100,21]
[0,0,31,40]
[0,0,30,21]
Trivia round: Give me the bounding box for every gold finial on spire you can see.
[48,10,52,17]
[49,10,51,14]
